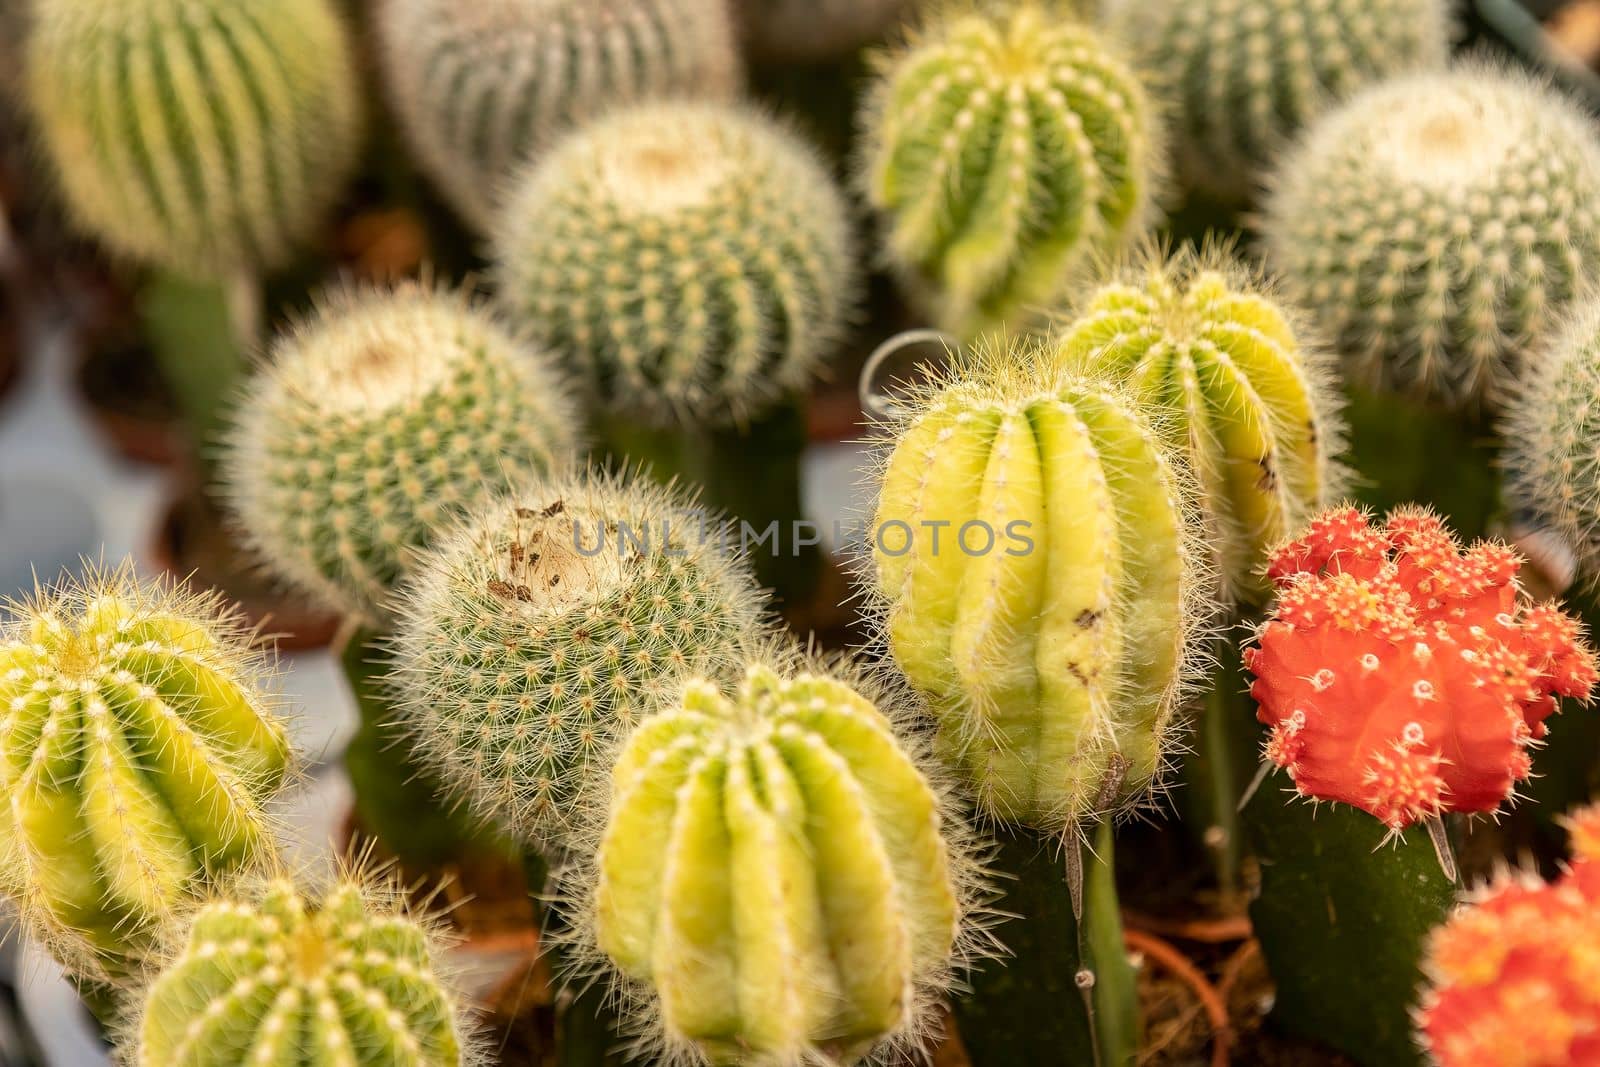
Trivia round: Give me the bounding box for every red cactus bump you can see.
[1244,505,1598,829]
[1419,803,1600,1066]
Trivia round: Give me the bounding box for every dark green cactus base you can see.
[139,269,248,465]
[520,852,627,1066]
[1176,630,1262,900]
[954,820,1138,1067]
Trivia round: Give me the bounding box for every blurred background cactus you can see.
[739,0,921,62]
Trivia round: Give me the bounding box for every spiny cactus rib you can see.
[740,0,919,62]
[1052,249,1345,597]
[1262,64,1600,409]
[865,343,1212,830]
[222,283,580,622]
[25,0,361,275]
[1107,0,1450,200]
[129,875,475,1067]
[495,101,856,429]
[0,564,293,982]
[859,2,1163,339]
[379,0,741,232]
[389,472,766,852]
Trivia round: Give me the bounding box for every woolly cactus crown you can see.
[223,284,580,622]
[379,0,741,231]
[25,0,361,275]
[495,100,856,429]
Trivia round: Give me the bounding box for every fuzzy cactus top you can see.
[1244,506,1598,830]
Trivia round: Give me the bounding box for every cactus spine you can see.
[379,0,742,232]
[859,3,1162,338]
[1262,65,1600,408]
[0,565,293,981]
[24,0,361,275]
[222,284,580,622]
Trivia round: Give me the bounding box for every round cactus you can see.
[1106,0,1451,200]
[378,0,741,232]
[1052,249,1344,596]
[495,100,855,428]
[859,3,1163,339]
[129,874,475,1066]
[24,0,361,276]
[572,656,980,1066]
[1261,65,1600,409]
[865,343,1209,830]
[740,0,918,61]
[389,472,767,851]
[0,565,293,981]
[222,283,580,622]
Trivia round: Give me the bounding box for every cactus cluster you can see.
[0,566,293,981]
[379,0,742,232]
[1262,66,1600,408]
[24,0,361,275]
[740,0,918,62]
[1052,250,1343,595]
[129,874,474,1067]
[859,3,1162,338]
[867,342,1208,830]
[222,284,580,622]
[1107,0,1451,201]
[389,472,766,851]
[1245,507,1599,830]
[495,101,855,428]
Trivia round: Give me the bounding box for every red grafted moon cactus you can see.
[1244,505,1598,829]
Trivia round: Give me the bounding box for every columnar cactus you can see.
[1262,66,1600,408]
[222,284,579,622]
[1106,0,1451,200]
[866,344,1209,829]
[389,472,766,850]
[0,566,293,981]
[25,0,361,275]
[576,658,978,1066]
[129,875,474,1066]
[495,101,855,428]
[1053,251,1343,595]
[740,0,918,61]
[379,0,741,232]
[859,3,1162,338]
[1245,506,1599,830]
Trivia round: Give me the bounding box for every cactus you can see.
[1261,65,1600,409]
[222,283,580,623]
[128,874,475,1066]
[495,100,855,429]
[866,341,1209,830]
[858,3,1163,338]
[570,656,981,1067]
[0,565,293,982]
[1106,0,1450,201]
[378,0,742,232]
[24,0,361,276]
[740,0,918,62]
[388,471,767,852]
[1052,249,1344,596]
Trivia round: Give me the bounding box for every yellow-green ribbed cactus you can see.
[867,345,1209,829]
[859,2,1163,338]
[1052,250,1344,597]
[128,875,475,1066]
[578,658,977,1066]
[0,566,293,982]
[24,0,361,276]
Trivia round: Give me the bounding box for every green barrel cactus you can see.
[1052,250,1344,596]
[222,283,580,622]
[495,100,855,428]
[24,0,361,275]
[389,472,767,851]
[1107,0,1450,201]
[577,657,977,1066]
[1262,65,1600,409]
[129,875,475,1066]
[741,0,918,61]
[859,2,1162,339]
[378,0,742,232]
[0,566,293,981]
[866,344,1208,829]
